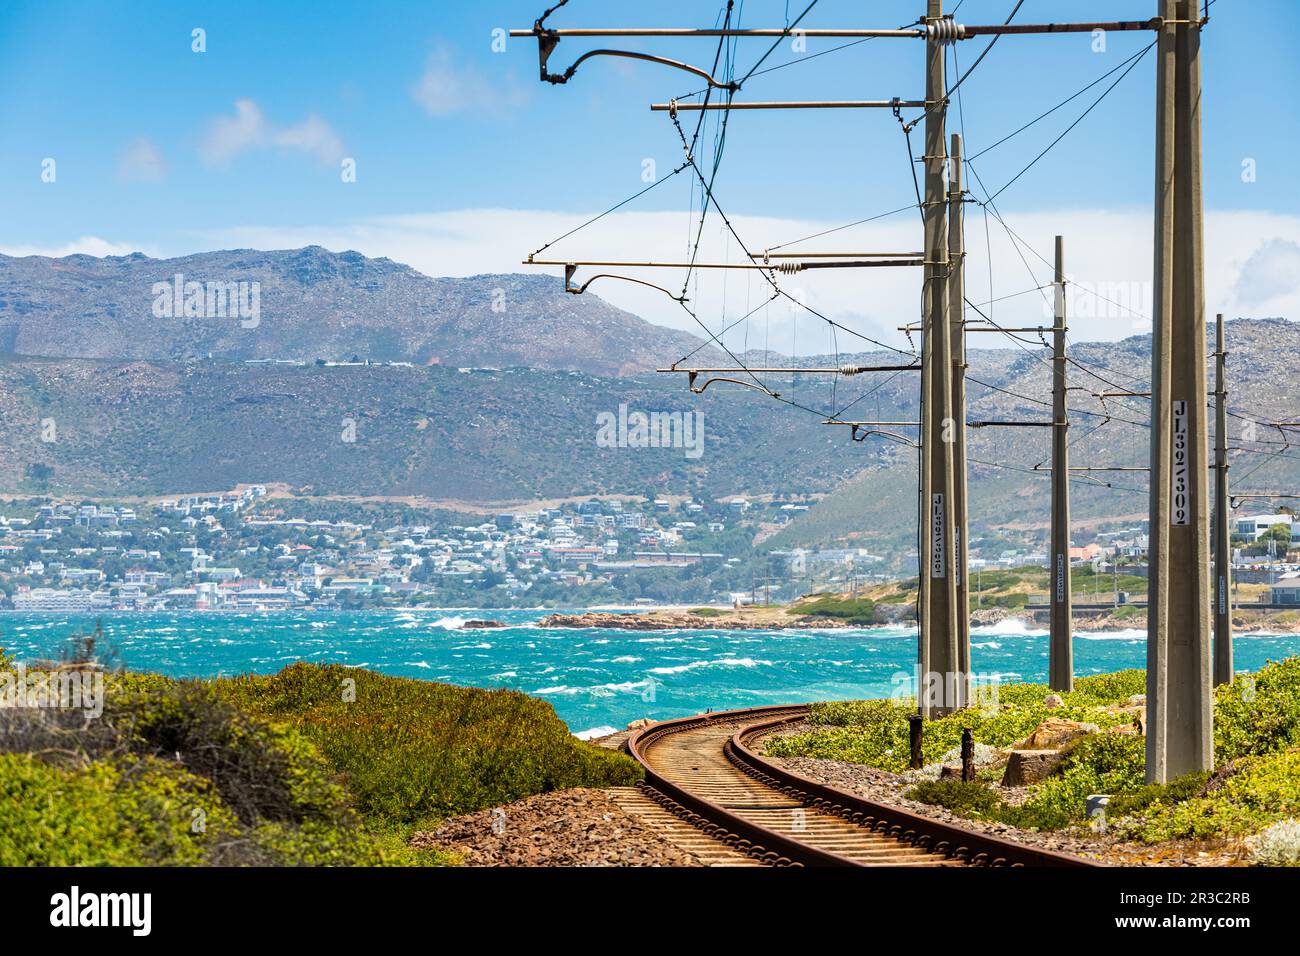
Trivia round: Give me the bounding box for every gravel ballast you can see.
[411,788,704,867]
[768,753,1247,867]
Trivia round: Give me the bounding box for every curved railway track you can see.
[622,704,1099,868]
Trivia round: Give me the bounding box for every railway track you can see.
[622,704,1099,868]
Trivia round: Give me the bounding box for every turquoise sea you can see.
[3,610,1298,737]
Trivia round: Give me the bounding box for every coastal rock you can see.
[1002,749,1064,787]
[626,718,654,732]
[1012,718,1099,752]
[969,607,1009,626]
[537,611,853,632]
[875,603,915,624]
[1043,693,1065,709]
[461,619,505,629]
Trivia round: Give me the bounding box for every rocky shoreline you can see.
[538,604,1300,634]
[537,610,857,631]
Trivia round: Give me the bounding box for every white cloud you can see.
[199,206,1300,353]
[1233,238,1300,307]
[118,137,165,182]
[411,45,527,117]
[0,237,144,258]
[199,99,345,168]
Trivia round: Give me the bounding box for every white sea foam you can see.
[647,657,772,675]
[573,725,619,740]
[1077,629,1148,641]
[429,616,468,630]
[533,679,653,697]
[971,618,1042,638]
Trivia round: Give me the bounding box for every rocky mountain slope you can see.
[0,247,721,376]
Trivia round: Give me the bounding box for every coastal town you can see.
[2,484,1298,613]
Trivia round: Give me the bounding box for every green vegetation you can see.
[1215,658,1300,761]
[905,779,1003,817]
[774,660,1300,852]
[1,646,642,865]
[997,734,1147,831]
[769,670,1145,773]
[793,593,877,625]
[0,670,412,865]
[1103,771,1211,820]
[862,566,1149,611]
[1114,751,1300,843]
[213,663,642,827]
[905,734,1147,831]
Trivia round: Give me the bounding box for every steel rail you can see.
[728,712,1099,868]
[626,704,1100,868]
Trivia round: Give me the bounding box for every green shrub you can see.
[1070,670,1147,705]
[906,779,1002,818]
[0,672,429,866]
[1115,750,1300,844]
[1104,770,1210,820]
[794,595,877,624]
[0,754,216,866]
[998,733,1146,831]
[1214,658,1300,762]
[1247,818,1300,866]
[214,663,643,827]
[777,678,1137,774]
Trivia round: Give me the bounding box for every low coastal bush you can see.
[905,780,1002,818]
[1247,818,1300,866]
[1114,750,1300,844]
[214,663,643,827]
[997,733,1146,831]
[774,672,1143,774]
[1102,770,1210,820]
[774,662,1300,847]
[794,594,877,625]
[905,734,1147,832]
[1214,657,1300,761]
[0,673,416,866]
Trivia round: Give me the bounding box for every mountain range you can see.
[2,246,1296,554]
[0,247,722,376]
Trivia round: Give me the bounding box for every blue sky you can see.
[1,0,1297,346]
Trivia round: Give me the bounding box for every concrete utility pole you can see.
[1213,313,1233,684]
[1147,0,1212,783]
[918,0,959,717]
[949,132,970,704]
[1049,236,1073,691]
